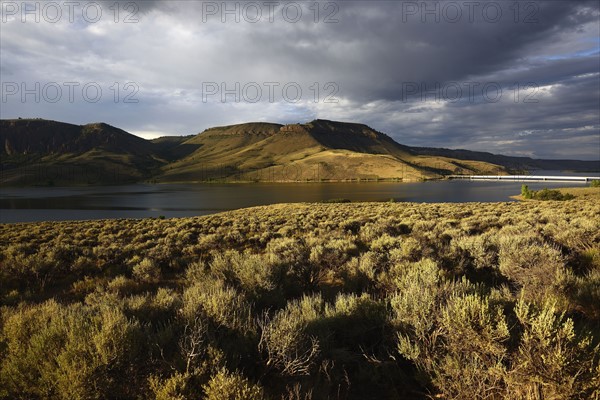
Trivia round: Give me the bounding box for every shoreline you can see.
[4,193,599,225]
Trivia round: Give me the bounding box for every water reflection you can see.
[0,180,591,223]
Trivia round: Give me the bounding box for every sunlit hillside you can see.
[157,119,506,182]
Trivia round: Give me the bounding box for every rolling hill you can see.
[156,119,506,182]
[1,118,597,185]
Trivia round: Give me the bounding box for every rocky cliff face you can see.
[279,124,310,134]
[293,119,413,157]
[199,122,283,137]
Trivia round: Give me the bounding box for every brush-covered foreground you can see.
[1,200,599,399]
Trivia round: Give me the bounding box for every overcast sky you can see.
[1,0,599,160]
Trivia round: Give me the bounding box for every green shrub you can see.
[107,275,138,294]
[507,299,600,399]
[571,267,600,319]
[266,237,308,267]
[182,279,254,336]
[259,295,322,376]
[132,258,161,283]
[390,258,442,327]
[209,250,283,307]
[590,179,600,188]
[148,372,189,400]
[323,293,388,349]
[0,301,66,399]
[54,306,143,399]
[497,234,572,306]
[321,198,351,203]
[0,302,143,400]
[339,255,378,292]
[395,279,510,399]
[309,238,357,270]
[522,185,575,201]
[521,185,575,201]
[266,237,317,294]
[533,188,574,201]
[203,368,265,400]
[431,294,509,398]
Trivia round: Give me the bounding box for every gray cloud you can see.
[0,0,598,159]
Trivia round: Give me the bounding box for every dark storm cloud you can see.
[0,0,598,159]
[273,0,599,102]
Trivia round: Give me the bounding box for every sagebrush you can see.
[1,199,599,399]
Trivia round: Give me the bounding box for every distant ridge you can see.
[410,146,600,173]
[1,118,598,185]
[1,119,163,185]
[1,119,153,155]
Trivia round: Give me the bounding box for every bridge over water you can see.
[448,175,600,183]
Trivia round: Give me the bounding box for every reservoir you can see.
[0,177,594,223]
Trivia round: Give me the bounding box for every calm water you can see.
[0,177,593,223]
